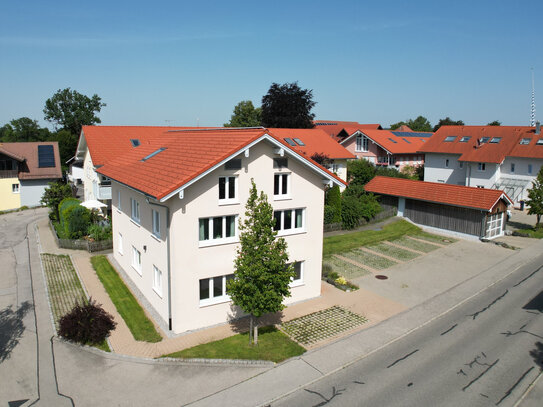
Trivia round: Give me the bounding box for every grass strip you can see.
[91,255,162,343]
[163,326,304,363]
[323,219,421,256]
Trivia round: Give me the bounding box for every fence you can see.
[323,206,397,233]
[49,220,113,253]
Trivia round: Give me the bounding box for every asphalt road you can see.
[272,254,543,407]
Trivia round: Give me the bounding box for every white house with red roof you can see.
[94,127,345,334]
[420,125,543,205]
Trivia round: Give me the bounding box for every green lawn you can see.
[513,227,543,239]
[413,231,457,245]
[342,249,398,270]
[91,255,162,343]
[392,236,441,253]
[163,326,305,363]
[367,242,421,261]
[323,220,421,256]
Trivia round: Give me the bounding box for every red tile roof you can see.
[267,128,355,159]
[365,176,512,211]
[95,127,346,201]
[394,125,413,132]
[0,142,62,180]
[340,129,432,155]
[313,121,382,140]
[419,126,543,163]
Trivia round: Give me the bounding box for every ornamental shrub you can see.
[325,185,342,223]
[88,224,112,241]
[341,195,363,229]
[58,300,116,345]
[58,197,80,230]
[358,193,381,221]
[63,205,92,239]
[324,205,336,225]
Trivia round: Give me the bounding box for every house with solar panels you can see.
[93,127,345,334]
[336,127,431,170]
[420,125,543,205]
[0,142,62,211]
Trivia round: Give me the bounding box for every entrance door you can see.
[485,212,504,239]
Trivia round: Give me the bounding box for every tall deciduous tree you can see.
[487,120,501,126]
[227,180,294,345]
[0,117,51,142]
[224,100,262,127]
[526,167,543,227]
[390,116,432,132]
[43,88,106,136]
[433,117,465,132]
[260,82,316,128]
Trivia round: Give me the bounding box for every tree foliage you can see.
[227,180,294,344]
[224,100,261,127]
[390,116,432,132]
[310,152,331,167]
[260,82,316,128]
[43,88,105,136]
[487,120,501,126]
[325,185,342,223]
[41,182,74,220]
[0,117,51,142]
[526,167,543,227]
[433,117,465,132]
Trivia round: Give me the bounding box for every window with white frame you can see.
[131,198,140,223]
[274,173,289,198]
[289,261,304,286]
[355,134,369,152]
[12,183,20,193]
[273,208,305,234]
[132,246,142,275]
[117,190,122,210]
[199,215,237,245]
[477,163,486,171]
[152,209,160,238]
[153,265,162,296]
[219,176,237,203]
[199,274,234,305]
[118,233,123,255]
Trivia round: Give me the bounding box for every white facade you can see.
[111,141,328,334]
[83,151,111,203]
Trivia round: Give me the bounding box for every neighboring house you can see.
[365,176,512,240]
[338,128,431,170]
[0,142,62,211]
[95,127,345,334]
[420,125,543,205]
[66,156,83,185]
[313,120,382,142]
[268,128,356,182]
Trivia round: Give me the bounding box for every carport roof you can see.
[365,176,513,211]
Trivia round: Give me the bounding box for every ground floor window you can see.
[485,212,504,239]
[199,274,234,306]
[132,246,142,275]
[12,183,20,193]
[289,261,304,286]
[153,265,162,297]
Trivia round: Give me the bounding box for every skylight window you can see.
[283,138,297,146]
[420,138,426,142]
[402,138,411,144]
[520,138,531,145]
[459,136,471,142]
[130,139,141,147]
[480,137,490,143]
[444,136,456,142]
[489,137,502,144]
[141,147,166,161]
[388,138,397,144]
[293,138,305,146]
[537,138,543,145]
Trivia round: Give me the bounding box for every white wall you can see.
[466,162,499,188]
[499,157,543,202]
[424,153,466,185]
[83,151,99,201]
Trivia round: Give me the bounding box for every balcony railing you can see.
[0,170,18,179]
[98,185,112,200]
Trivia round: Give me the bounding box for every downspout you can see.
[146,198,173,331]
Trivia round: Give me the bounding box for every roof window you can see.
[536,138,543,145]
[480,137,490,143]
[459,136,471,142]
[444,136,456,142]
[402,138,411,144]
[388,138,397,144]
[520,138,532,145]
[141,147,166,162]
[293,138,305,146]
[489,137,502,144]
[130,139,141,147]
[283,138,297,146]
[420,138,426,142]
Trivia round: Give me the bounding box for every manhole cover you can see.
[442,239,452,243]
[375,275,388,280]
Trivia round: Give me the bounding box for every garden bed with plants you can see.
[322,260,360,291]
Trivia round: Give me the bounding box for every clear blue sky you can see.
[1,0,542,129]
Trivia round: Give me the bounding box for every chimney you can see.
[536,121,541,135]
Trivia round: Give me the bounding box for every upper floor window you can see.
[355,134,369,152]
[219,176,237,203]
[273,208,305,235]
[131,198,140,223]
[477,163,486,171]
[199,215,237,246]
[445,159,449,168]
[510,163,515,173]
[117,190,122,211]
[459,161,464,169]
[274,173,289,199]
[528,164,533,174]
[152,209,160,238]
[132,246,142,275]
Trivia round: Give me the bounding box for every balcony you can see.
[98,185,112,200]
[0,170,18,179]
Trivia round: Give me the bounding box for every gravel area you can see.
[323,256,371,280]
[343,249,398,270]
[391,236,441,253]
[367,242,421,261]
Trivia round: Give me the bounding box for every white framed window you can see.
[355,134,369,152]
[273,208,305,235]
[199,215,237,246]
[510,163,515,173]
[199,274,234,306]
[132,246,142,275]
[153,265,163,297]
[117,190,122,211]
[274,173,290,199]
[477,185,484,189]
[485,212,504,238]
[152,209,160,238]
[528,164,533,174]
[118,233,123,255]
[289,261,304,287]
[218,176,237,204]
[131,198,140,223]
[12,183,20,193]
[477,163,486,171]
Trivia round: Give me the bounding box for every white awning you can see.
[81,200,107,210]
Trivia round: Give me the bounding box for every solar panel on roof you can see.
[391,132,432,138]
[283,138,297,146]
[293,138,305,146]
[38,145,55,168]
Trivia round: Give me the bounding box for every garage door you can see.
[485,212,504,239]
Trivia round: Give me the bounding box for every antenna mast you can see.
[531,68,536,126]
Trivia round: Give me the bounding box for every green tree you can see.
[48,129,78,168]
[526,167,543,227]
[325,185,342,223]
[487,120,501,126]
[389,121,407,130]
[227,180,294,345]
[347,159,376,185]
[261,82,316,128]
[43,88,106,136]
[390,116,432,132]
[41,181,74,220]
[224,100,262,127]
[0,117,51,142]
[433,117,465,132]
